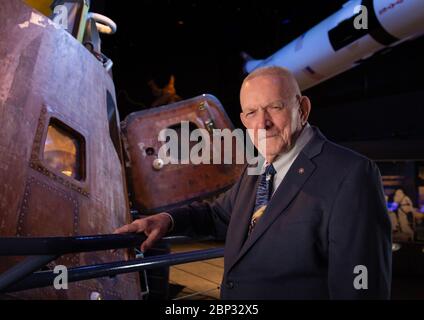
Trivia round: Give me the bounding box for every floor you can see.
[162,241,424,300]
[169,241,224,300]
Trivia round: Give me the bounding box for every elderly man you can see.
[115,66,392,299]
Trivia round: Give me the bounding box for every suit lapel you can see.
[229,153,315,272]
[224,171,260,272]
[225,126,327,275]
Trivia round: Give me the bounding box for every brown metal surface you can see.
[0,0,141,299]
[122,95,245,214]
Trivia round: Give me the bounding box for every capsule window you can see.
[43,119,85,181]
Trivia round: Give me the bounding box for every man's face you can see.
[240,75,305,162]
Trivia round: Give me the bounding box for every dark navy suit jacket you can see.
[168,127,392,299]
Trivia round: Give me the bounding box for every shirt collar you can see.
[262,123,314,173]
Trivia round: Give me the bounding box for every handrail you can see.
[0,234,146,256]
[0,233,222,294]
[0,234,198,256]
[0,255,58,292]
[2,248,224,293]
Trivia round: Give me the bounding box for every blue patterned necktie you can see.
[248,163,277,235]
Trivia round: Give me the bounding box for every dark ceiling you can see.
[93,0,424,145]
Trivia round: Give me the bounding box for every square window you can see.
[43,119,85,181]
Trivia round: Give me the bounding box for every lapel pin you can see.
[298,167,305,174]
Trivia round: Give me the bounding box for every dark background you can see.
[92,0,424,158]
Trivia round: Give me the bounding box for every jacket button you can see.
[226,281,234,289]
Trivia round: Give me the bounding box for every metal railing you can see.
[0,234,224,294]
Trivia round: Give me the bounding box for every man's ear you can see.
[299,96,311,125]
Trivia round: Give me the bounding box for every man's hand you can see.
[113,213,173,252]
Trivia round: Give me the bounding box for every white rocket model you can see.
[244,0,424,90]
